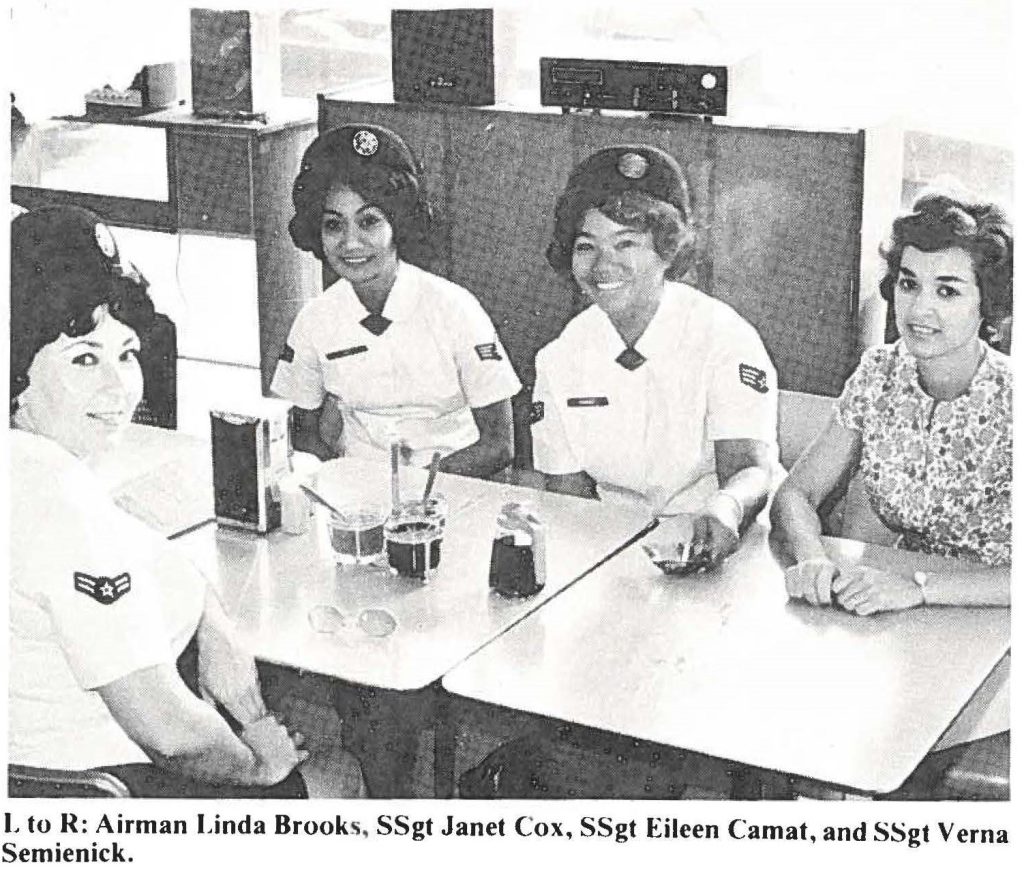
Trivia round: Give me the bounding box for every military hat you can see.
[554,144,690,236]
[298,123,422,183]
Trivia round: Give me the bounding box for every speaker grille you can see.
[191,8,254,114]
[391,9,494,106]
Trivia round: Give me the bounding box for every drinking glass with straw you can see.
[384,448,446,579]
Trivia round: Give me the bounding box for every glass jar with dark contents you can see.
[489,503,546,598]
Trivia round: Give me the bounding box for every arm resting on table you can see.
[97,664,299,787]
[874,554,1011,608]
[771,416,862,562]
[539,470,598,500]
[440,399,514,479]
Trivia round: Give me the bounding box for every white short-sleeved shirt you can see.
[270,261,522,468]
[532,281,779,514]
[8,430,206,770]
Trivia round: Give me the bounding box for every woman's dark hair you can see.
[547,189,695,281]
[546,144,696,282]
[879,192,1013,332]
[10,206,156,409]
[288,125,436,269]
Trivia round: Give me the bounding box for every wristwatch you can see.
[912,570,929,606]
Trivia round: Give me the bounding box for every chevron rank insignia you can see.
[739,363,769,394]
[475,342,503,361]
[74,572,131,605]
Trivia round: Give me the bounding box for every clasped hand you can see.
[241,715,308,786]
[785,559,925,614]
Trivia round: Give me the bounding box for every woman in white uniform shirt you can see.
[9,206,363,797]
[272,124,521,477]
[532,145,779,563]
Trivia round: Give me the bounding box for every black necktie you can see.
[615,347,647,371]
[360,313,392,336]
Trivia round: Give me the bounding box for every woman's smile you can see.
[571,210,669,323]
[895,245,982,366]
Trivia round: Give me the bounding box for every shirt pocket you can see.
[322,343,375,404]
[560,394,622,476]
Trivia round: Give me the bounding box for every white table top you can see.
[173,457,651,691]
[98,424,213,538]
[442,525,1010,794]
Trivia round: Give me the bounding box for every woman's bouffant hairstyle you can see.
[288,125,436,268]
[10,206,156,410]
[879,192,1013,330]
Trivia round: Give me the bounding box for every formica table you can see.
[173,457,651,692]
[98,424,214,539]
[442,524,1010,794]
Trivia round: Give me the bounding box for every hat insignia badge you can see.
[352,129,379,157]
[617,152,649,180]
[94,223,117,259]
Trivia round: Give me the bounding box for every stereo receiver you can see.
[540,57,728,116]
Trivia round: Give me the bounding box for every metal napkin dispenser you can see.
[210,398,291,533]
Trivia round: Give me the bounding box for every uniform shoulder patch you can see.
[475,342,503,361]
[74,571,131,605]
[530,400,545,424]
[739,363,769,394]
[279,343,295,363]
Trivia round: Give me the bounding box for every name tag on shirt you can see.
[567,396,610,407]
[326,345,369,360]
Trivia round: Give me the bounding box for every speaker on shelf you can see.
[190,8,280,118]
[391,8,496,106]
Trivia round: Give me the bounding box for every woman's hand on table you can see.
[644,512,737,574]
[197,624,268,726]
[784,557,840,606]
[689,511,740,565]
[241,715,308,786]
[831,567,924,615]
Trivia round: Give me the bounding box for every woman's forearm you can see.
[440,399,515,478]
[98,665,284,787]
[718,465,771,532]
[770,484,830,563]
[541,471,598,499]
[920,563,1011,607]
[439,437,512,478]
[146,692,263,785]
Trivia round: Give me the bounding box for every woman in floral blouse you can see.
[771,191,1012,614]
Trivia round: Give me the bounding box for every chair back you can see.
[8,764,132,798]
[778,389,835,470]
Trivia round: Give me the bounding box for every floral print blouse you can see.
[835,341,1012,566]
